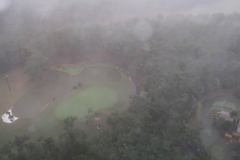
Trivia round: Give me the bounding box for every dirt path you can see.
[0,69,46,117]
[11,66,121,118]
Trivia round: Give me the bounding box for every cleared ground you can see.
[12,66,121,118]
[0,63,135,146]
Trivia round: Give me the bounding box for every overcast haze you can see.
[0,0,239,22]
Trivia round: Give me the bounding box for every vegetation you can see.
[78,82,82,87]
[204,129,212,136]
[2,14,240,95]
[57,65,81,75]
[23,52,49,81]
[211,145,224,160]
[0,116,102,160]
[106,111,120,131]
[85,108,95,125]
[231,143,240,160]
[1,3,240,159]
[8,115,14,121]
[55,85,119,120]
[230,110,238,117]
[73,86,78,90]
[212,117,234,134]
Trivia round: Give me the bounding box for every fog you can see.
[0,0,239,24]
[1,0,240,160]
[0,0,10,11]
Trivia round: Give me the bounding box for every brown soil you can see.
[93,116,101,122]
[51,47,135,71]
[11,66,121,118]
[0,69,46,118]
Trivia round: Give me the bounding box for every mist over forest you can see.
[0,0,240,160]
[0,0,239,29]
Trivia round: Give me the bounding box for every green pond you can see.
[200,95,240,160]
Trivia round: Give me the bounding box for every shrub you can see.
[8,115,14,120]
[73,86,78,90]
[78,82,82,87]
[230,110,238,117]
[211,145,224,160]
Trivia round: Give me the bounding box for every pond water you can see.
[200,95,240,160]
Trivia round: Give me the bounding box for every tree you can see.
[85,108,97,125]
[24,142,44,160]
[78,82,82,87]
[106,111,120,131]
[59,116,89,160]
[12,135,30,154]
[63,116,78,133]
[23,51,49,81]
[19,44,32,66]
[0,135,30,160]
[212,117,233,133]
[8,115,14,121]
[0,116,101,160]
[230,110,238,118]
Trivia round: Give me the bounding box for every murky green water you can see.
[200,95,240,160]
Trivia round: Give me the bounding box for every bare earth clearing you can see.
[12,66,121,118]
[0,63,135,146]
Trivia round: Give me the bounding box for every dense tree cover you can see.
[0,116,103,160]
[1,13,240,93]
[1,68,212,159]
[0,113,209,160]
[1,5,240,159]
[89,93,209,160]
[23,51,49,81]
